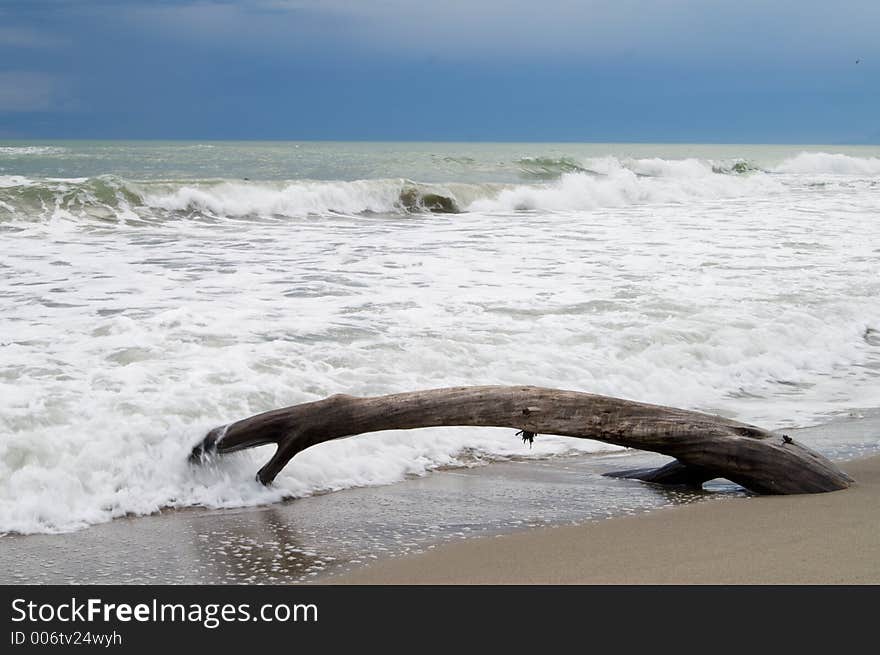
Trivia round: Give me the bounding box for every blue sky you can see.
[0,0,877,142]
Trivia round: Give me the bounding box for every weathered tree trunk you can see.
[189,385,852,495]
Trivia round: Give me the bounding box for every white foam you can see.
[142,158,783,218]
[0,175,34,188]
[2,152,880,534]
[144,179,405,218]
[468,159,783,212]
[621,156,718,178]
[0,146,67,156]
[6,151,880,224]
[773,152,880,176]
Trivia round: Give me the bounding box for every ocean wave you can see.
[0,168,782,224]
[2,151,878,224]
[0,145,68,156]
[0,175,35,188]
[0,176,479,223]
[0,175,144,224]
[773,152,880,175]
[712,160,760,175]
[145,179,474,217]
[146,179,404,217]
[516,156,592,179]
[468,161,782,212]
[616,156,719,178]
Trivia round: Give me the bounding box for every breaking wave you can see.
[516,156,593,178]
[0,176,477,223]
[2,152,879,225]
[772,152,880,175]
[468,158,783,212]
[0,145,68,156]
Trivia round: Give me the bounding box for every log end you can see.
[744,434,854,494]
[607,436,854,495]
[188,425,227,463]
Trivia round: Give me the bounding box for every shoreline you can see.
[1,413,877,584]
[327,454,880,584]
[0,448,716,584]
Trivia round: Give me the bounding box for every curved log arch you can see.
[189,385,852,495]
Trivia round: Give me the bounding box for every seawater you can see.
[1,141,879,535]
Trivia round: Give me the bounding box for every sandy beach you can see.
[331,454,880,584]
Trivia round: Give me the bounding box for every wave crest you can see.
[773,152,880,175]
[3,150,880,224]
[0,176,475,223]
[516,156,592,179]
[468,158,783,212]
[0,145,68,156]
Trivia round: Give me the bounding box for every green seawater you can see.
[3,140,880,183]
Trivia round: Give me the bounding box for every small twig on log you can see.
[516,429,537,447]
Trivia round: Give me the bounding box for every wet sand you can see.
[331,454,880,584]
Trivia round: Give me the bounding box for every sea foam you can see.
[773,152,880,175]
[0,146,67,156]
[2,149,880,534]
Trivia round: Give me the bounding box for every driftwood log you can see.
[190,385,852,495]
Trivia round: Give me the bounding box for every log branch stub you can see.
[604,460,717,488]
[190,386,853,495]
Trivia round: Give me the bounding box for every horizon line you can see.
[1,137,878,146]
